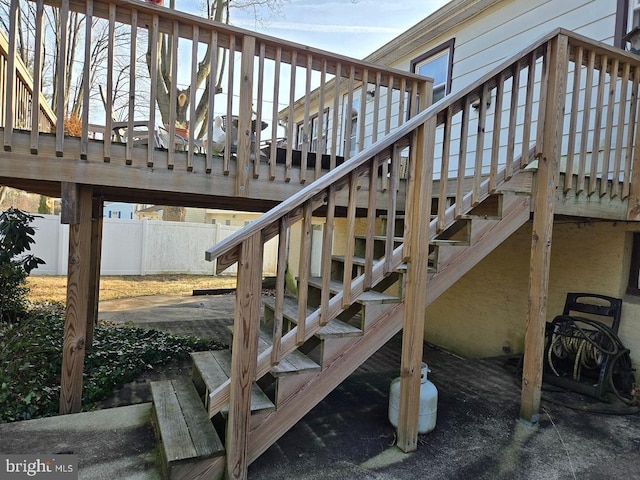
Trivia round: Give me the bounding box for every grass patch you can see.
[27,274,237,303]
[0,303,224,423]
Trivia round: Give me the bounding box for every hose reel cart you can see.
[543,293,636,404]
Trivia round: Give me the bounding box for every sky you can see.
[178,0,453,60]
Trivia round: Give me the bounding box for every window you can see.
[411,39,455,103]
[616,0,640,49]
[627,232,640,295]
[296,109,329,153]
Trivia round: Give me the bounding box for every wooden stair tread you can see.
[262,295,362,338]
[191,350,275,414]
[257,329,321,375]
[308,277,401,304]
[354,234,403,242]
[224,326,321,376]
[151,377,224,465]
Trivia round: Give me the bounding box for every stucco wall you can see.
[425,220,640,368]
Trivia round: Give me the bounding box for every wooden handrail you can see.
[0,28,56,132]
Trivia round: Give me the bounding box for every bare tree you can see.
[149,0,288,138]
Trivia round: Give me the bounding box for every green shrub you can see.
[0,303,224,422]
[0,208,45,323]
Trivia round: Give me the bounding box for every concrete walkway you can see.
[2,293,640,479]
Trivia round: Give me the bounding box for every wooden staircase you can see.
[149,187,531,479]
[147,29,640,479]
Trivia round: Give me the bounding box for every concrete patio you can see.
[1,293,639,479]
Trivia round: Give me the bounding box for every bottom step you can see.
[151,377,225,480]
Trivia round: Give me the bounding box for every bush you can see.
[0,208,45,323]
[0,303,224,422]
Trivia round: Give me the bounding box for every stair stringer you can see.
[243,192,531,466]
[246,301,405,464]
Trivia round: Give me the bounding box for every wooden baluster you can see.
[505,62,521,180]
[371,71,382,145]
[205,30,219,174]
[315,59,327,180]
[601,58,619,197]
[271,216,288,365]
[30,0,45,154]
[186,25,200,171]
[301,53,312,183]
[105,3,117,162]
[535,44,550,159]
[385,75,394,135]
[438,107,452,233]
[611,62,630,199]
[285,50,297,182]
[342,171,358,307]
[224,35,236,175]
[455,97,471,219]
[4,0,18,151]
[589,54,607,196]
[473,82,489,206]
[330,63,342,170]
[254,42,266,179]
[397,78,407,128]
[296,203,313,345]
[490,72,505,192]
[623,66,640,200]
[269,47,281,180]
[320,185,335,326]
[237,35,256,196]
[358,68,368,153]
[126,9,138,166]
[167,20,179,170]
[364,160,377,290]
[564,46,583,192]
[577,50,596,194]
[343,66,355,160]
[385,145,399,274]
[521,52,536,167]
[147,13,159,168]
[53,0,70,157]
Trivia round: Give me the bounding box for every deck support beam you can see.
[59,183,94,414]
[520,34,568,424]
[86,195,104,347]
[226,232,263,480]
[397,80,435,452]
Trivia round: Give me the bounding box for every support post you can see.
[397,80,435,452]
[520,34,568,423]
[226,232,263,479]
[86,195,104,347]
[59,184,93,414]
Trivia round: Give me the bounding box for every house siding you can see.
[425,221,640,367]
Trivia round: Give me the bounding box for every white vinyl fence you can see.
[28,215,279,276]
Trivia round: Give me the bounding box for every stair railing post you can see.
[397,79,435,452]
[519,34,568,424]
[226,232,263,480]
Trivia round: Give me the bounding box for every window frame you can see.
[627,232,640,296]
[296,108,330,154]
[410,39,455,102]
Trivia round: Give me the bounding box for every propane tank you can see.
[388,362,438,434]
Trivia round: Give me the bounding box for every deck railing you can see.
[204,29,640,477]
[6,0,428,197]
[0,29,56,136]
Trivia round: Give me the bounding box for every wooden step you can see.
[263,295,362,339]
[257,329,321,376]
[191,350,275,415]
[307,277,401,304]
[151,377,225,480]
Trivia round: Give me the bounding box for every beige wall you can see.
[425,220,640,367]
